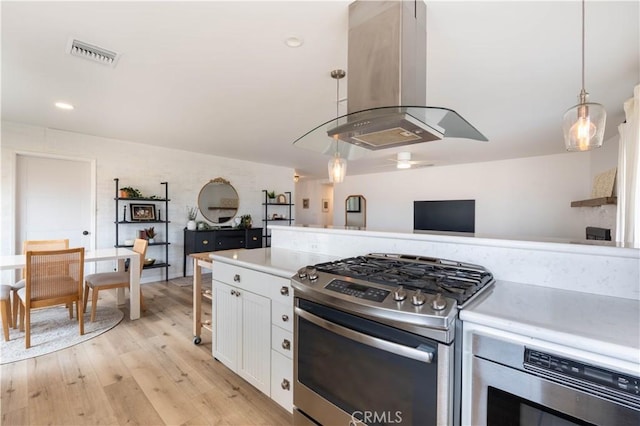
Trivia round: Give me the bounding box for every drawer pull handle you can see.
[202,240,209,245]
[234,274,240,282]
[281,339,291,350]
[281,379,290,390]
[235,290,241,297]
[252,236,258,241]
[281,314,289,322]
[230,289,236,296]
[280,286,289,296]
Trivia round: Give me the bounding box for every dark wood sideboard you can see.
[183,228,262,276]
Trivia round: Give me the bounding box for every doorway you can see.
[16,153,95,253]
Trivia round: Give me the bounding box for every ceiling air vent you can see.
[66,38,120,67]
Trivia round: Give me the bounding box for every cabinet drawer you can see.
[246,229,262,249]
[271,325,293,359]
[194,233,215,252]
[270,280,293,305]
[216,236,244,250]
[271,350,293,413]
[213,262,287,299]
[271,301,293,332]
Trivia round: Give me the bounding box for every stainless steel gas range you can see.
[291,253,495,426]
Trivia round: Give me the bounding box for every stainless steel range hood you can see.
[294,0,487,159]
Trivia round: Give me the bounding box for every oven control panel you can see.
[525,349,640,397]
[325,279,389,302]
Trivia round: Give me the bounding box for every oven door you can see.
[294,298,453,426]
[471,334,640,426]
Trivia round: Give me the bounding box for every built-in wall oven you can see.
[471,333,640,426]
[291,253,495,425]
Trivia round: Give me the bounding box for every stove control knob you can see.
[393,286,407,302]
[297,267,308,279]
[307,267,318,281]
[411,290,426,306]
[432,293,447,311]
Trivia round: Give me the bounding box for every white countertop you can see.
[209,247,339,278]
[461,280,640,369]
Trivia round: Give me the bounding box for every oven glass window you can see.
[297,302,438,426]
[487,387,595,426]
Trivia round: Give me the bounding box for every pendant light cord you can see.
[581,0,585,93]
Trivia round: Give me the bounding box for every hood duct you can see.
[293,0,487,159]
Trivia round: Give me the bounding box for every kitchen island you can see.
[208,247,338,413]
[207,226,639,424]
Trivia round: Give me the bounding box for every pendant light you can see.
[562,0,606,152]
[328,69,347,183]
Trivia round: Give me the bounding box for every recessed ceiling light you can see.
[55,102,74,110]
[285,36,304,48]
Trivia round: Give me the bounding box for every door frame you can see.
[12,150,97,254]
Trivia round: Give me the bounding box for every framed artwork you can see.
[303,198,310,209]
[322,199,329,212]
[130,203,156,221]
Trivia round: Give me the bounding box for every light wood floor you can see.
[0,277,293,426]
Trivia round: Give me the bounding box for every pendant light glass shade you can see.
[563,0,606,152]
[563,94,606,151]
[327,69,347,182]
[328,152,347,183]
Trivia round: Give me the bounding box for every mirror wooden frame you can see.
[197,178,239,224]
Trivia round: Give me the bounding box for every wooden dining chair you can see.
[83,238,148,322]
[17,247,85,349]
[1,285,12,341]
[10,239,70,328]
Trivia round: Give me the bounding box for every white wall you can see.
[1,121,295,281]
[295,138,619,241]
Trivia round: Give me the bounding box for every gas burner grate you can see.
[314,254,493,305]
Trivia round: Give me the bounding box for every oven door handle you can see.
[295,307,434,364]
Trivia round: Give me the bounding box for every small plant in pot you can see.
[144,226,157,243]
[238,214,252,229]
[186,206,198,230]
[120,186,142,198]
[267,190,276,203]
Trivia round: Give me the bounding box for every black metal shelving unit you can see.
[114,178,170,280]
[262,190,294,247]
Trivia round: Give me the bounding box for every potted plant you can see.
[120,186,142,198]
[144,226,157,243]
[267,190,276,203]
[238,214,252,229]
[186,206,198,230]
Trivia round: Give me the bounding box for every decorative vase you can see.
[187,220,197,231]
[148,238,155,244]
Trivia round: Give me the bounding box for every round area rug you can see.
[0,304,124,364]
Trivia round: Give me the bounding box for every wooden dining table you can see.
[0,247,142,320]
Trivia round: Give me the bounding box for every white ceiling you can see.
[2,1,639,179]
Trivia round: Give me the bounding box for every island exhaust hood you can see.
[293,0,487,159]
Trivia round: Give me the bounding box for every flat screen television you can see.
[413,199,475,233]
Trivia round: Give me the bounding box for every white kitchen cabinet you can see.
[213,280,271,395]
[209,253,315,414]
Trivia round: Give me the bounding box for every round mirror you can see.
[345,195,366,228]
[197,178,239,224]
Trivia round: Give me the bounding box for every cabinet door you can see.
[213,281,239,370]
[238,290,271,395]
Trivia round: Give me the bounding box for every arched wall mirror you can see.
[345,195,366,228]
[197,178,239,224]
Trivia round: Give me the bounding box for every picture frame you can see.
[322,199,329,212]
[303,198,310,209]
[130,203,156,221]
